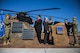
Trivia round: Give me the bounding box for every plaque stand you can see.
[52,23,69,46]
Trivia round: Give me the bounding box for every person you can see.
[72,16,79,46]
[34,15,42,43]
[64,19,72,36]
[48,16,53,32]
[48,16,54,44]
[64,19,72,44]
[3,14,11,45]
[43,17,49,44]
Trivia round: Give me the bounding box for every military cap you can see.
[73,16,76,19]
[49,16,52,20]
[5,14,10,16]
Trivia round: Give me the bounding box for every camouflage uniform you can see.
[3,14,11,45]
[72,16,79,46]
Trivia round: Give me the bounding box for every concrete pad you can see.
[0,48,80,53]
[45,48,80,53]
[0,48,45,53]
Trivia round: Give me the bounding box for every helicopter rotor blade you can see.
[0,14,5,15]
[29,14,66,19]
[0,13,16,15]
[0,8,17,12]
[27,8,60,12]
[30,16,37,19]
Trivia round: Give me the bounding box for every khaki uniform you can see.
[48,16,53,32]
[48,17,54,44]
[72,17,79,45]
[49,25,52,32]
[4,18,11,45]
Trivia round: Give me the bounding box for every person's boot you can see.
[7,40,10,45]
[3,41,7,45]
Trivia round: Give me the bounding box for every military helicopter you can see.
[0,8,63,22]
[0,8,66,26]
[0,8,66,40]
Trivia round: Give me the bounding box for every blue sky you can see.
[0,0,80,31]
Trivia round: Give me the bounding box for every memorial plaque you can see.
[12,22,23,33]
[22,29,34,40]
[56,26,64,34]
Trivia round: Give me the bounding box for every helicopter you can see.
[0,8,66,40]
[0,8,64,23]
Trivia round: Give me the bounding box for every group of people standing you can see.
[64,16,79,46]
[3,14,52,45]
[34,15,79,46]
[3,14,79,46]
[34,15,53,44]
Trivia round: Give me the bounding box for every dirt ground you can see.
[0,33,80,48]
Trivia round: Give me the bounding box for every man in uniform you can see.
[48,16,54,44]
[72,16,79,46]
[3,14,11,45]
[48,16,53,32]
